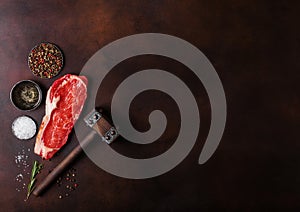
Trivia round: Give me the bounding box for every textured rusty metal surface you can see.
[0,0,299,211]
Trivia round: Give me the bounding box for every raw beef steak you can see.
[34,74,88,159]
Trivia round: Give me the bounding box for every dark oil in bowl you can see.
[10,80,42,111]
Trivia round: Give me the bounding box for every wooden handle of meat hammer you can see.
[33,131,97,196]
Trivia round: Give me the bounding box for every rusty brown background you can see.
[0,0,299,211]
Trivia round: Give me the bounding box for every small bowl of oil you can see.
[10,80,42,111]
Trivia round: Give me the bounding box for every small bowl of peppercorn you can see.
[28,42,64,79]
[10,80,42,111]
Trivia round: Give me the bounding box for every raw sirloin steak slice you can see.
[34,74,88,159]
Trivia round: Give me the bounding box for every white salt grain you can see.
[14,145,31,193]
[12,116,36,140]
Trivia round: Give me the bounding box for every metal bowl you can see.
[28,42,64,79]
[10,80,42,111]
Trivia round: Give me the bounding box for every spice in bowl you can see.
[28,42,64,79]
[12,116,37,140]
[10,80,42,111]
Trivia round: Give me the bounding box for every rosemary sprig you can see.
[26,160,43,200]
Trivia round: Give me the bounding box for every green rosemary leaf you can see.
[26,160,43,200]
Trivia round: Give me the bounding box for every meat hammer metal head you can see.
[84,109,119,144]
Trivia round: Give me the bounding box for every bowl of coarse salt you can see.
[12,116,37,140]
